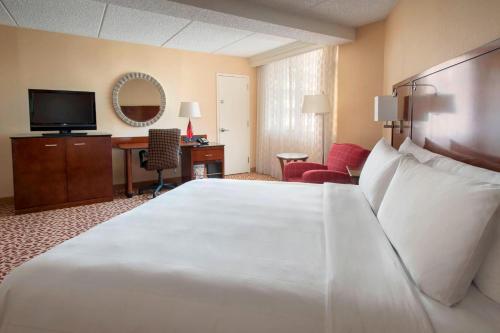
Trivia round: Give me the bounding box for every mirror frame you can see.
[112,72,166,127]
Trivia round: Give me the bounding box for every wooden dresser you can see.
[11,134,113,213]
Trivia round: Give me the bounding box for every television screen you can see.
[29,89,96,132]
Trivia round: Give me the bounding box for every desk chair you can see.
[138,128,181,198]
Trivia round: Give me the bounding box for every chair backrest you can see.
[327,143,370,173]
[146,128,181,171]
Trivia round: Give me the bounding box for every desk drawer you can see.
[192,148,224,162]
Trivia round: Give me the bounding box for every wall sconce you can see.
[374,82,416,133]
[374,95,403,133]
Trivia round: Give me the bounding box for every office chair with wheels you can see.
[138,128,181,198]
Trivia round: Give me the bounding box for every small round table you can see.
[276,153,309,180]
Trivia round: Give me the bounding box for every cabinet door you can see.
[12,138,67,209]
[66,137,113,202]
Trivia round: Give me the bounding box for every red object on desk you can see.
[187,119,193,139]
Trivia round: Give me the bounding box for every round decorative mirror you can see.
[112,72,166,127]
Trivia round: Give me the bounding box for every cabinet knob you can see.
[205,154,213,157]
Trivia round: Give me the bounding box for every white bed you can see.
[0,179,498,333]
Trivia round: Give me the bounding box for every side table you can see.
[276,153,309,180]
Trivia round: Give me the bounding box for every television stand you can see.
[10,134,113,213]
[42,132,88,137]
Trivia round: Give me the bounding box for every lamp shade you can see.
[178,102,201,118]
[302,94,331,114]
[374,96,398,121]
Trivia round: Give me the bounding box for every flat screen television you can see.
[29,89,96,134]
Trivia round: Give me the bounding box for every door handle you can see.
[44,144,58,147]
[220,128,229,132]
[73,143,86,146]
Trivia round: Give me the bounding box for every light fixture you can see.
[374,95,404,133]
[374,82,417,133]
[178,102,201,141]
[302,94,331,164]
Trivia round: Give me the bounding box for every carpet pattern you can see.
[0,173,276,282]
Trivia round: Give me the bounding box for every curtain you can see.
[256,46,337,179]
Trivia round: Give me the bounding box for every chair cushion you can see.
[377,156,500,306]
[327,143,370,173]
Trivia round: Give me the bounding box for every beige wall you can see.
[337,0,500,148]
[336,21,385,149]
[383,0,500,140]
[0,25,257,198]
[384,0,500,93]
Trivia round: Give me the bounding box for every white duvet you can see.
[0,179,434,333]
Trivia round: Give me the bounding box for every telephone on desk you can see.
[197,137,209,145]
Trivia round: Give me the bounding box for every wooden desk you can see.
[113,136,224,197]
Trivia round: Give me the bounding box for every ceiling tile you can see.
[2,0,105,37]
[0,2,15,26]
[164,21,252,53]
[99,4,190,46]
[216,33,295,57]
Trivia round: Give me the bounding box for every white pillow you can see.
[426,155,500,184]
[426,155,500,303]
[359,138,402,213]
[377,156,500,306]
[398,137,438,163]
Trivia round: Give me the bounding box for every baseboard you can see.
[0,196,14,205]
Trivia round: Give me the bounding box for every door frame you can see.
[216,73,250,173]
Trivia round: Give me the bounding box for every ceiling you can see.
[246,0,397,27]
[0,0,395,58]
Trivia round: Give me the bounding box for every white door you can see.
[217,74,250,175]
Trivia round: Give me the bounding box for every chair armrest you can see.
[283,162,327,180]
[139,150,148,168]
[302,170,351,184]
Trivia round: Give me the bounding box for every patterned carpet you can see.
[0,173,276,282]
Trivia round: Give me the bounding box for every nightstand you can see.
[181,144,225,182]
[346,166,362,185]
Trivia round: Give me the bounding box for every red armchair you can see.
[283,143,370,184]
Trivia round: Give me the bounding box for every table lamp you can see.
[178,102,201,140]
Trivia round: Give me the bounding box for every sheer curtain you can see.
[256,46,337,179]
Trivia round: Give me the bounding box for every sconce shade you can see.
[302,94,331,114]
[178,102,201,118]
[374,96,398,121]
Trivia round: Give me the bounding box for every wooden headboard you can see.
[392,38,500,172]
